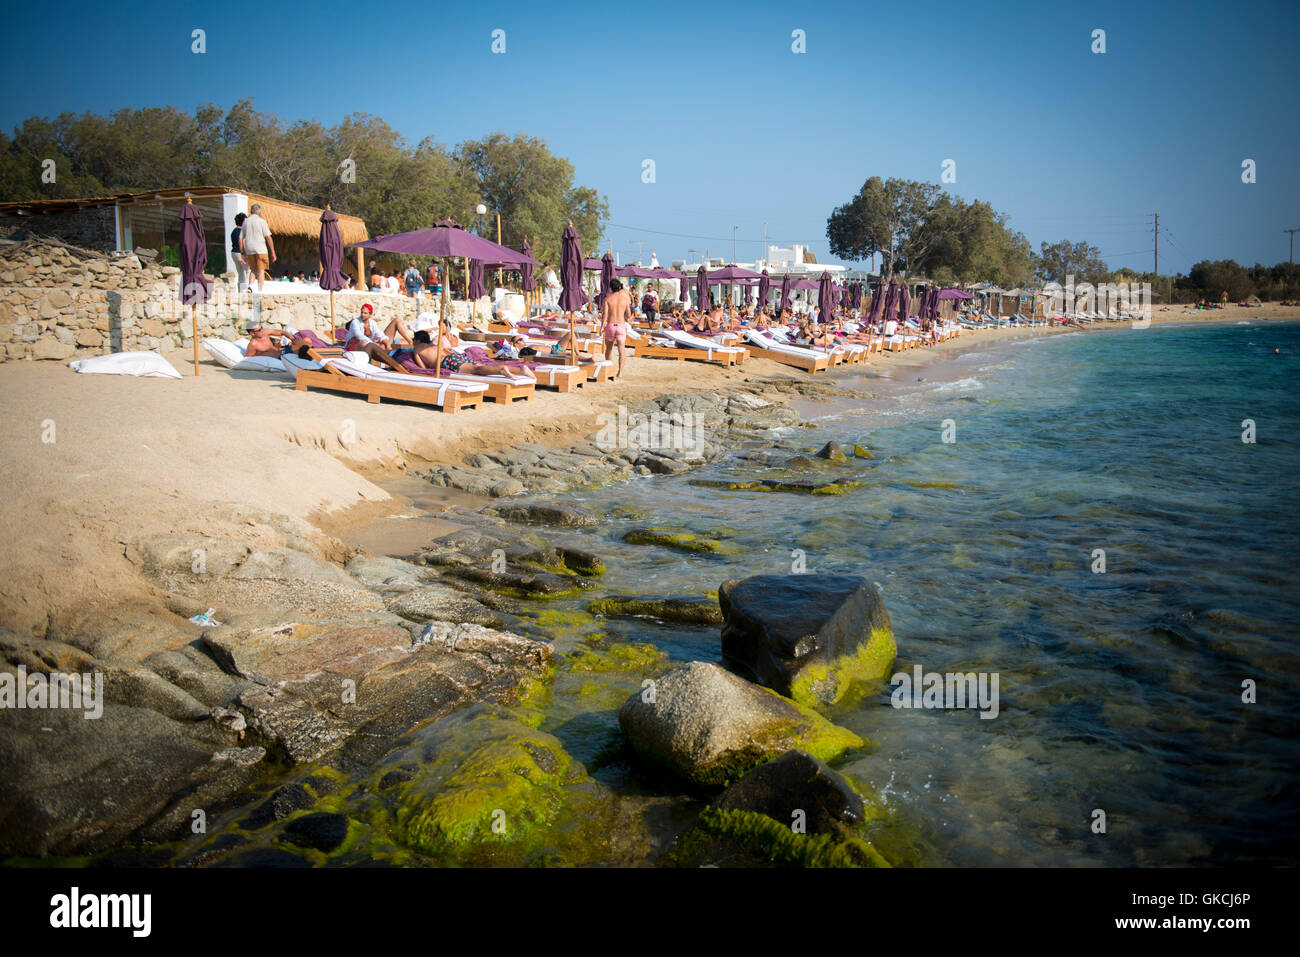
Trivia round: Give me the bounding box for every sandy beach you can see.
[4,306,1297,639]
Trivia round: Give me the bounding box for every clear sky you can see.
[4,0,1297,274]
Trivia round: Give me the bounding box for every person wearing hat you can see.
[344,303,415,360]
[243,319,282,358]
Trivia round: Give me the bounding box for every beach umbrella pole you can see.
[191,304,199,376]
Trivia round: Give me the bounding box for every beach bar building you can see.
[0,186,369,280]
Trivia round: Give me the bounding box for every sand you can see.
[2,309,1296,638]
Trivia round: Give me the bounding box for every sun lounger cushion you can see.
[203,338,244,368]
[322,357,489,395]
[69,351,182,379]
[661,330,746,355]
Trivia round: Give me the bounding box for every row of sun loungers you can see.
[203,310,965,412]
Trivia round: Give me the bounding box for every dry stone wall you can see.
[0,239,483,362]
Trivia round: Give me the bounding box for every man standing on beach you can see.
[641,285,659,326]
[601,277,633,378]
[239,204,275,293]
[229,212,249,293]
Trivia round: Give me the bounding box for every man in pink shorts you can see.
[601,277,632,378]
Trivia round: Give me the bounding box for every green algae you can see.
[565,640,669,675]
[853,444,874,458]
[672,806,890,868]
[389,711,587,856]
[789,626,898,710]
[688,478,865,495]
[586,595,723,626]
[623,528,735,555]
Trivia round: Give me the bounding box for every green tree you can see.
[1035,239,1110,284]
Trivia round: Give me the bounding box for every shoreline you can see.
[1,312,1297,863]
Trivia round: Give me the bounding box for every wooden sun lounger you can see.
[293,348,484,413]
[370,348,534,404]
[740,336,831,373]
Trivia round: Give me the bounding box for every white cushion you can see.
[202,338,244,369]
[233,355,290,374]
[69,351,182,379]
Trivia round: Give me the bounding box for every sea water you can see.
[545,321,1300,866]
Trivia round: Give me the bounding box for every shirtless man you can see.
[415,324,535,379]
[243,320,283,358]
[600,277,632,377]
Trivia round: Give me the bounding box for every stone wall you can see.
[0,239,487,362]
[0,207,117,251]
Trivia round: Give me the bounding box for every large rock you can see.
[481,503,601,528]
[204,614,553,765]
[617,662,862,786]
[720,574,895,707]
[712,749,865,835]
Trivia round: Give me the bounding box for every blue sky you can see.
[4,0,1297,274]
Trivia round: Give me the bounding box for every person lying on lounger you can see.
[282,328,335,359]
[428,323,535,379]
[242,320,283,358]
[345,303,415,361]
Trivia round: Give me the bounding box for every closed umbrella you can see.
[520,239,536,306]
[597,251,615,312]
[467,259,486,301]
[178,199,211,376]
[817,271,834,326]
[851,283,863,314]
[695,266,708,314]
[868,280,884,324]
[883,278,899,325]
[898,282,911,323]
[779,274,792,313]
[317,207,347,336]
[758,269,770,310]
[559,224,586,364]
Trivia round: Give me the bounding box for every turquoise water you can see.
[540,321,1300,866]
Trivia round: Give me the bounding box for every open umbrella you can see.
[178,199,211,376]
[318,207,347,335]
[350,219,538,370]
[818,271,834,326]
[559,224,586,365]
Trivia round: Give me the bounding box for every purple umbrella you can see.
[696,266,708,314]
[817,271,834,325]
[883,278,899,325]
[852,283,863,313]
[779,274,792,312]
[559,225,587,312]
[559,225,586,365]
[757,269,770,309]
[867,280,884,324]
[745,284,754,306]
[317,207,347,335]
[351,220,537,264]
[467,259,486,300]
[520,239,536,292]
[898,282,911,323]
[179,201,210,376]
[597,251,615,310]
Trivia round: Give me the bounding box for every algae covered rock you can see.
[587,595,723,626]
[668,805,888,868]
[622,528,733,555]
[565,641,669,675]
[719,574,895,708]
[482,503,601,528]
[617,662,863,786]
[712,749,864,834]
[384,705,614,863]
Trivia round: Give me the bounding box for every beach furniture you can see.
[368,348,535,404]
[637,329,747,366]
[740,329,831,372]
[291,348,487,412]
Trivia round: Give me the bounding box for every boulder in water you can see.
[719,574,895,707]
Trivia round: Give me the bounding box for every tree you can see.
[1035,239,1109,285]
[455,133,608,265]
[827,176,945,279]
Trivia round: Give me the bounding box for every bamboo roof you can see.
[0,186,369,244]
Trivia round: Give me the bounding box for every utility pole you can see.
[1286,228,1299,265]
[1152,212,1159,276]
[733,225,738,264]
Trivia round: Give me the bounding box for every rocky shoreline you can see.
[0,386,912,867]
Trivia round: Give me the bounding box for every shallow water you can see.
[526,321,1300,866]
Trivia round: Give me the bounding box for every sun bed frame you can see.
[293,348,484,412]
